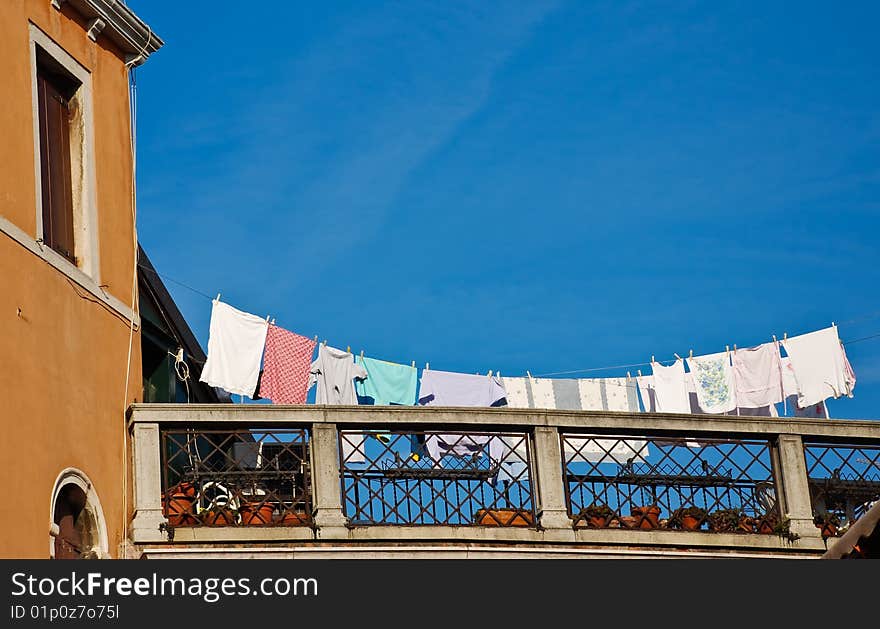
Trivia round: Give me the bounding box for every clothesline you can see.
[139,263,880,380]
[530,333,875,378]
[197,288,856,420]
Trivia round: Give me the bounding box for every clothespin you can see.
[487,370,493,377]
[626,371,632,380]
[313,335,318,343]
[360,349,364,358]
[772,334,777,344]
[425,362,430,370]
[526,370,532,379]
[733,344,737,353]
[266,314,271,323]
[725,345,730,356]
[673,353,682,361]
[637,369,642,377]
[689,349,693,359]
[651,355,655,364]
[322,339,327,347]
[270,318,276,325]
[411,360,416,368]
[832,321,836,328]
[215,293,221,302]
[346,345,351,353]
[783,332,787,341]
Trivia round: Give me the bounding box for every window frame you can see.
[28,23,101,281]
[48,468,109,559]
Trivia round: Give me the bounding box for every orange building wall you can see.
[0,0,143,558]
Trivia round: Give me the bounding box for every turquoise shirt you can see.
[355,356,418,406]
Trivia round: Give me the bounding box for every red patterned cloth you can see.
[258,324,316,404]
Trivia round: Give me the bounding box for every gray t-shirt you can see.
[309,345,368,405]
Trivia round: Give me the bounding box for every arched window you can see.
[49,469,108,559]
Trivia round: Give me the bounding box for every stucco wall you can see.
[0,0,142,558]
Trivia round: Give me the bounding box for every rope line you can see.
[135,263,880,378]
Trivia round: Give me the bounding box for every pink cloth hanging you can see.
[259,324,317,404]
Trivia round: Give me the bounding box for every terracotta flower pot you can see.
[276,511,310,526]
[756,518,775,534]
[587,516,608,529]
[239,502,276,526]
[170,482,197,498]
[680,515,702,531]
[631,505,661,530]
[817,522,838,538]
[619,516,640,529]
[737,516,756,533]
[202,508,236,526]
[163,493,197,527]
[474,509,534,527]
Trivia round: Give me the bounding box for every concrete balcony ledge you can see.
[157,526,315,544]
[136,538,826,560]
[128,403,880,440]
[137,523,827,554]
[127,404,878,559]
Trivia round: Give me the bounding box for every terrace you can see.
[127,404,880,558]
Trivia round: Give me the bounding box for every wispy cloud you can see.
[142,1,560,296]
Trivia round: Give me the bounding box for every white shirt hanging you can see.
[199,300,268,397]
[782,326,853,407]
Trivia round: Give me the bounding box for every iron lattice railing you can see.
[339,429,535,527]
[161,428,312,528]
[561,434,781,533]
[804,441,880,538]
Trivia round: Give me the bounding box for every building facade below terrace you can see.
[126,404,880,559]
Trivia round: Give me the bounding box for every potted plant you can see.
[162,485,198,527]
[275,508,311,526]
[474,508,534,527]
[813,511,841,538]
[169,481,197,498]
[579,504,615,528]
[737,514,756,533]
[668,506,707,531]
[773,516,801,542]
[708,508,743,533]
[755,512,778,534]
[201,506,236,526]
[618,516,640,529]
[239,501,276,525]
[631,504,661,530]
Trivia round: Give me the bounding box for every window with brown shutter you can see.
[36,52,79,264]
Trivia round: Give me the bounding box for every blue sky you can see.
[132,1,880,418]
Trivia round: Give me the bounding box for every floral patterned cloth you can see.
[686,351,737,414]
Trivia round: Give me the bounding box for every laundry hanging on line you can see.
[355,355,417,406]
[650,359,691,414]
[500,375,649,463]
[782,326,855,408]
[196,298,857,423]
[199,299,268,398]
[310,344,369,464]
[731,342,784,408]
[417,369,507,468]
[258,324,316,404]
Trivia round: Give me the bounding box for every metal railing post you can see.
[532,425,573,530]
[776,434,822,542]
[310,422,349,537]
[129,422,168,542]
